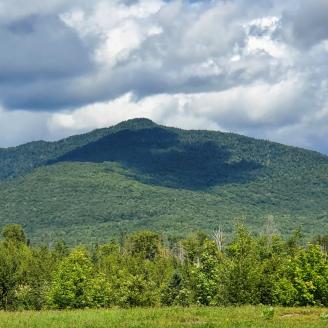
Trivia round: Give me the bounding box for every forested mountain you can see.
[0,118,327,244]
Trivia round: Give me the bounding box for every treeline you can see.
[1,224,328,310]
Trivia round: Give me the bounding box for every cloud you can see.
[0,15,92,81]
[48,72,328,153]
[283,0,328,48]
[0,13,94,110]
[0,0,265,110]
[0,0,327,154]
[0,107,50,147]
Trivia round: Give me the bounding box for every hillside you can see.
[0,118,327,244]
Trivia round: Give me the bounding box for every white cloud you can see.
[0,0,328,154]
[47,73,327,152]
[61,0,164,67]
[0,107,50,147]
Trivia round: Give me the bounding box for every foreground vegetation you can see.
[1,307,328,328]
[1,224,328,311]
[0,118,327,244]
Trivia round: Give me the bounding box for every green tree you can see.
[273,245,328,306]
[0,231,31,309]
[2,224,27,245]
[15,246,57,310]
[48,247,110,309]
[125,231,161,260]
[115,273,158,307]
[190,239,222,305]
[222,225,262,305]
[182,231,208,263]
[161,270,191,306]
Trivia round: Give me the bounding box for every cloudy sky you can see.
[1,0,328,154]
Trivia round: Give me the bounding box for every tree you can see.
[213,228,224,251]
[16,246,56,310]
[115,273,158,307]
[273,245,328,306]
[222,225,262,305]
[0,237,31,309]
[313,234,328,253]
[48,247,110,309]
[125,231,161,260]
[161,270,191,306]
[182,231,208,264]
[2,224,27,245]
[190,239,222,305]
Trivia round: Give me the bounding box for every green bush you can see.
[47,248,110,309]
[1,224,328,310]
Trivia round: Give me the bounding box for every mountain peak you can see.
[0,118,327,243]
[114,118,158,130]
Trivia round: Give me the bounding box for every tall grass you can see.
[0,306,327,328]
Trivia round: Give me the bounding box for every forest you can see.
[1,223,328,311]
[1,119,328,244]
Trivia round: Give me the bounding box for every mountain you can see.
[0,118,327,244]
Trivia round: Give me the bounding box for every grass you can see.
[0,307,328,328]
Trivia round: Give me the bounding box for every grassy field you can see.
[0,307,328,328]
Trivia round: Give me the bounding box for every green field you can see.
[0,307,327,328]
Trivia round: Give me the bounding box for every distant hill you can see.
[0,118,327,244]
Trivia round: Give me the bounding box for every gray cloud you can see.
[0,15,93,81]
[0,0,327,155]
[0,0,271,110]
[283,0,328,48]
[0,13,94,109]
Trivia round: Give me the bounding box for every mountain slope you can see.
[0,118,327,244]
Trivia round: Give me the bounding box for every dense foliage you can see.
[1,224,328,310]
[0,119,327,244]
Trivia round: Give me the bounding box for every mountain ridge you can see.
[0,118,327,244]
[1,118,326,156]
[0,117,326,183]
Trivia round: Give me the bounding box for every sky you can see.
[0,0,328,154]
